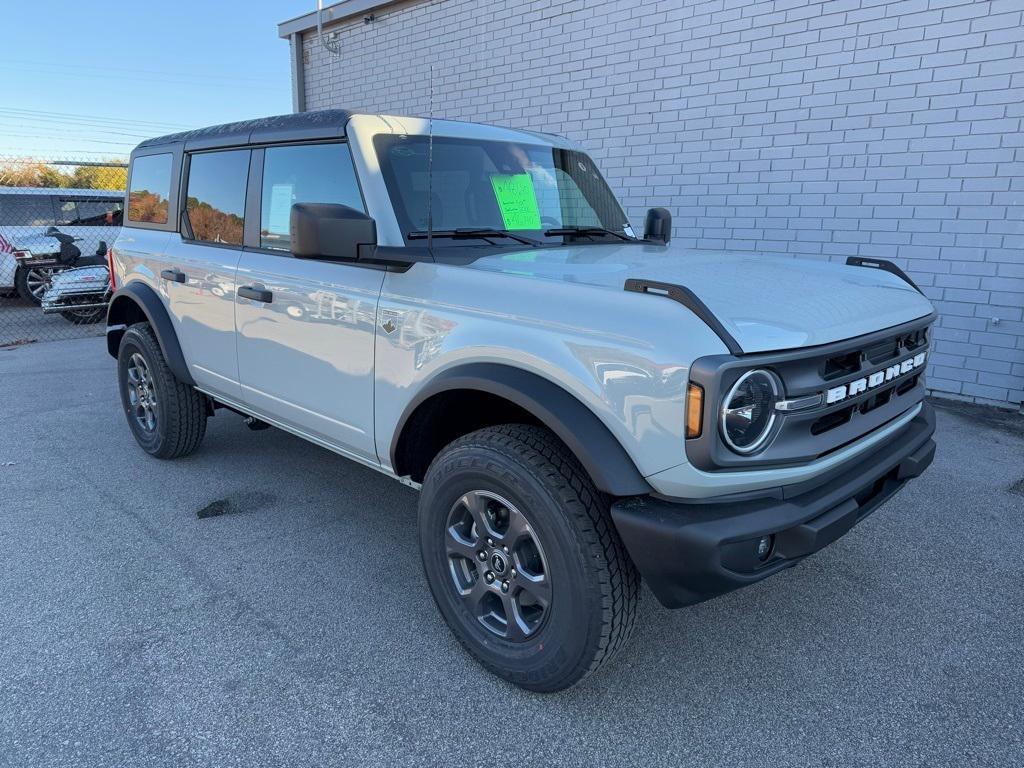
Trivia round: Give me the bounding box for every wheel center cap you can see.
[490,552,508,575]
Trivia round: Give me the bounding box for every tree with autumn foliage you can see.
[0,158,127,190]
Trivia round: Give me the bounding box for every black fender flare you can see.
[106,282,193,385]
[391,363,652,497]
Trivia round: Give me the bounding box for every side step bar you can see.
[845,256,922,293]
[624,278,743,355]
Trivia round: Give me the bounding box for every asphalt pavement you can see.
[1,337,1021,767]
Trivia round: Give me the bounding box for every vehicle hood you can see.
[464,243,934,353]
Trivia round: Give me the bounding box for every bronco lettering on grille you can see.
[825,352,927,405]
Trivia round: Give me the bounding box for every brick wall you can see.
[297,0,1024,406]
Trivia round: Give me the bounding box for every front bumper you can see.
[611,402,936,608]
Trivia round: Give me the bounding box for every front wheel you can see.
[419,425,640,692]
[117,322,208,459]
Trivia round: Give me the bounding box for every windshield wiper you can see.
[544,226,633,242]
[408,228,542,246]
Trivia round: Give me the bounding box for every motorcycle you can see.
[28,229,112,325]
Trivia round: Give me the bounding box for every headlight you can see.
[720,369,780,454]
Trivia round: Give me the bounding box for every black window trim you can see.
[179,147,252,251]
[125,148,178,231]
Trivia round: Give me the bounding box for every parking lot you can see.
[1,336,1021,767]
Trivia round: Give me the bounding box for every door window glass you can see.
[260,143,363,251]
[185,150,249,246]
[127,153,172,224]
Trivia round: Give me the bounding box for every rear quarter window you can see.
[128,153,172,224]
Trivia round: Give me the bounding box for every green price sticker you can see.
[490,173,541,230]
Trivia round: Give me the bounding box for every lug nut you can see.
[477,550,487,561]
[510,568,517,578]
[501,581,509,593]
[484,571,495,584]
[502,545,509,554]
[487,538,495,547]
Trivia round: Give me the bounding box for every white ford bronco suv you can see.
[107,111,936,692]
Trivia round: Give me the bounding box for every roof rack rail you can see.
[845,256,922,294]
[624,278,743,355]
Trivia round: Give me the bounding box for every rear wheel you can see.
[419,424,640,692]
[15,265,58,304]
[60,307,105,325]
[117,322,207,458]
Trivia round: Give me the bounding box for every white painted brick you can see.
[296,0,1022,403]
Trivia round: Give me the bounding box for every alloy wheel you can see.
[126,353,158,432]
[445,490,551,641]
[25,267,58,301]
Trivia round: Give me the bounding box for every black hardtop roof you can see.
[135,109,354,153]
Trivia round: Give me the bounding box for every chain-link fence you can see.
[0,157,127,347]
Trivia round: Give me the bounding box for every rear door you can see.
[161,149,250,400]
[234,142,383,461]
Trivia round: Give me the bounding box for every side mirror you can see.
[290,203,377,262]
[643,207,672,245]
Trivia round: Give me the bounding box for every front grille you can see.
[811,327,929,437]
[686,314,934,471]
[833,325,928,372]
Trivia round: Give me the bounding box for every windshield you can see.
[373,134,633,245]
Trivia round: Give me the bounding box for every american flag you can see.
[0,231,12,254]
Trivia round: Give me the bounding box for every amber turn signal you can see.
[686,382,704,439]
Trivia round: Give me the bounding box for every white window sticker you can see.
[267,184,294,235]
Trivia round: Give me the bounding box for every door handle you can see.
[237,285,273,303]
[160,268,186,284]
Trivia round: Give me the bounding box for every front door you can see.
[234,142,383,462]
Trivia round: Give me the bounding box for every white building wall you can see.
[294,0,1024,406]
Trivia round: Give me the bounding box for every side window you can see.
[75,199,124,226]
[56,200,78,226]
[185,150,249,246]
[0,195,56,227]
[128,153,172,224]
[260,143,363,251]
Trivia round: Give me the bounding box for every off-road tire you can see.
[117,322,207,459]
[419,424,640,692]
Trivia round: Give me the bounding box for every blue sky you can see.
[0,0,313,159]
